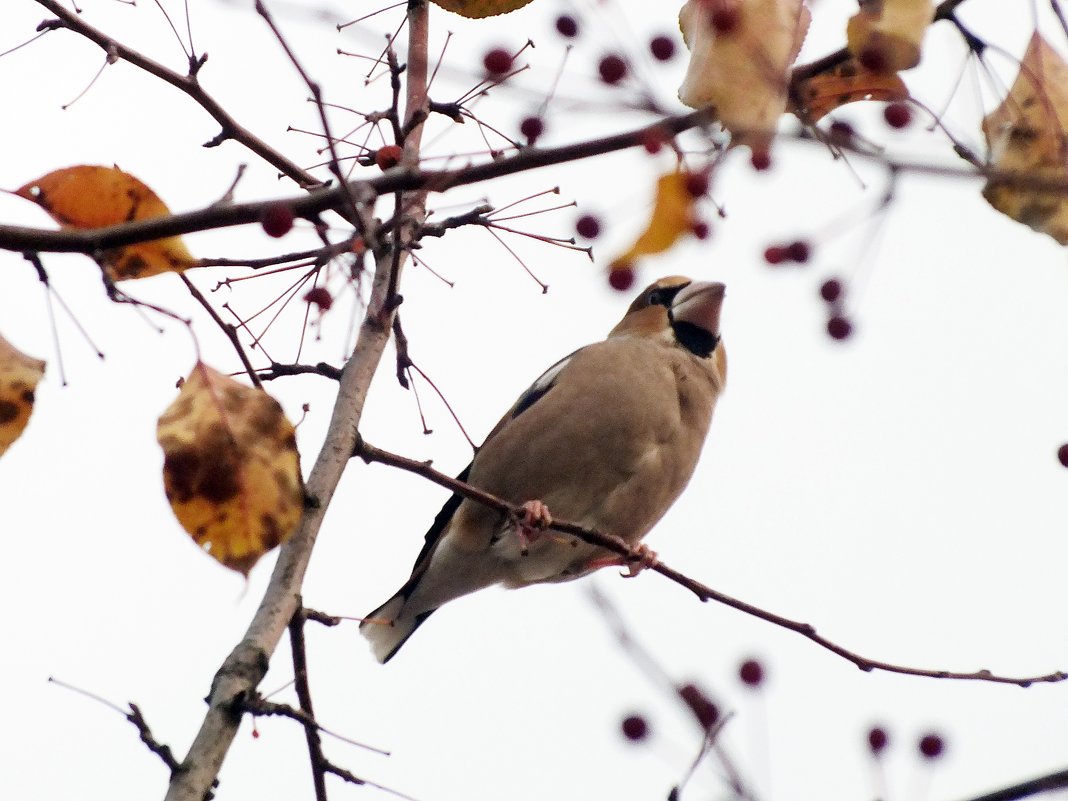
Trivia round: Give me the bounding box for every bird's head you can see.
[610,276,725,359]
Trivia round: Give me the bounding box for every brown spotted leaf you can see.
[679,0,811,153]
[431,0,534,18]
[15,165,196,280]
[982,33,1068,245]
[790,57,909,122]
[846,0,934,73]
[611,172,697,269]
[157,363,303,575]
[0,334,45,458]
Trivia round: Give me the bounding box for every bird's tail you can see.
[359,593,436,664]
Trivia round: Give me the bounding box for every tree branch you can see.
[354,440,1067,688]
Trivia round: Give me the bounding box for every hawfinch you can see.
[361,276,727,663]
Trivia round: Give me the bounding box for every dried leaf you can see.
[790,57,909,122]
[678,0,811,152]
[611,172,697,268]
[431,0,534,18]
[16,165,196,280]
[846,0,935,73]
[982,33,1068,245]
[157,364,304,576]
[0,334,45,458]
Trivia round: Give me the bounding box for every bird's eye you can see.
[648,288,667,306]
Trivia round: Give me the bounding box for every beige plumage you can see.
[361,277,727,662]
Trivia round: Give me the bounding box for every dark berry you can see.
[884,102,913,129]
[1057,444,1068,468]
[374,145,403,170]
[260,203,295,238]
[575,214,601,239]
[710,6,740,34]
[859,46,889,72]
[820,278,843,303]
[868,726,889,755]
[598,54,628,85]
[828,120,855,145]
[555,14,578,38]
[608,265,635,292]
[483,48,513,76]
[787,240,811,263]
[641,128,667,154]
[750,149,772,171]
[621,714,648,741]
[303,286,333,311]
[764,245,786,265]
[692,220,710,240]
[827,315,853,340]
[650,35,676,61]
[739,659,764,687]
[684,171,710,198]
[918,733,944,759]
[519,116,544,144]
[678,683,719,729]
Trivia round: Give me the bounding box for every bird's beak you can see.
[670,281,725,336]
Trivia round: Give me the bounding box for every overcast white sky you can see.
[2,1,1067,800]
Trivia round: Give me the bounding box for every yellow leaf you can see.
[982,33,1068,245]
[0,334,45,458]
[611,172,697,268]
[16,165,196,280]
[678,0,811,152]
[157,364,304,576]
[846,0,934,73]
[790,57,909,122]
[431,0,534,18]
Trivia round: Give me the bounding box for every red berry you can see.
[608,265,635,292]
[303,286,333,311]
[678,683,719,729]
[483,48,513,76]
[827,315,853,340]
[555,14,578,38]
[1057,444,1068,468]
[641,128,668,154]
[375,145,403,170]
[650,35,676,61]
[868,727,889,755]
[787,240,811,263]
[710,6,740,34]
[820,278,843,303]
[859,46,889,72]
[598,54,628,85]
[884,101,913,129]
[621,714,648,741]
[919,733,945,759]
[260,203,295,238]
[750,149,772,171]
[739,659,764,687]
[684,171,710,198]
[692,220,710,240]
[764,245,786,265]
[519,116,544,144]
[575,214,601,239]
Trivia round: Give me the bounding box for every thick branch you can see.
[355,441,1066,688]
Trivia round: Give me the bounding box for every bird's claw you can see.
[621,543,659,577]
[515,499,553,555]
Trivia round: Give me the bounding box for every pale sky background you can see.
[2,1,1067,801]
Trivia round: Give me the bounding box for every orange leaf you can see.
[611,172,697,268]
[982,33,1068,245]
[847,0,934,73]
[0,334,45,458]
[679,0,811,152]
[431,0,534,18]
[791,57,909,122]
[157,364,304,576]
[16,165,196,280]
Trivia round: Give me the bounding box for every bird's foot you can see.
[584,544,659,577]
[514,499,553,555]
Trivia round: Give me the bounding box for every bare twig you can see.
[288,605,328,801]
[355,441,1067,688]
[949,767,1068,801]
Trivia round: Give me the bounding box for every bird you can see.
[360,276,727,663]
